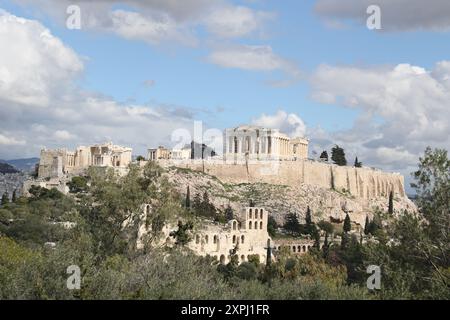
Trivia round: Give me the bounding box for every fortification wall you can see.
[158,159,406,200]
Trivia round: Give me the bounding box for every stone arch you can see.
[232,235,236,244]
[220,255,226,264]
[254,221,258,229]
[260,209,263,219]
[249,209,252,219]
[297,245,301,252]
[302,245,306,252]
[205,235,209,244]
[241,235,245,244]
[232,221,237,230]
[292,246,296,252]
[260,221,263,229]
[249,221,252,229]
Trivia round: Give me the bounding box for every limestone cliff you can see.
[166,166,417,229]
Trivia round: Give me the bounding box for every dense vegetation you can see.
[0,148,448,300]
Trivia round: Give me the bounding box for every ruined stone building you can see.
[224,125,309,161]
[38,142,132,179]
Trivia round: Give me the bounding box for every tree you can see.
[354,157,362,167]
[305,206,312,226]
[225,205,233,221]
[318,221,334,252]
[11,190,17,203]
[388,190,394,214]
[170,220,194,246]
[67,176,88,193]
[320,151,328,162]
[283,213,301,236]
[267,216,277,237]
[331,145,347,166]
[1,192,9,205]
[136,155,145,161]
[185,186,191,208]
[363,215,370,235]
[343,213,351,233]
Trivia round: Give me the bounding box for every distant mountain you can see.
[0,158,39,172]
[0,162,19,174]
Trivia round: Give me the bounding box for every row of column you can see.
[228,135,291,157]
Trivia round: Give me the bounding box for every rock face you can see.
[166,167,417,229]
[0,173,29,199]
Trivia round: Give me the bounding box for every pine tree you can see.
[388,191,394,214]
[331,145,347,166]
[185,186,190,208]
[1,192,9,205]
[12,189,17,202]
[364,215,370,235]
[283,212,301,236]
[354,157,362,167]
[319,150,328,162]
[343,213,351,233]
[193,193,202,213]
[305,206,312,226]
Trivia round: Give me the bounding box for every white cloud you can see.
[315,0,450,32]
[0,134,26,146]
[0,9,83,107]
[309,62,450,171]
[252,110,307,138]
[205,5,272,38]
[0,10,196,159]
[13,0,273,43]
[207,45,300,83]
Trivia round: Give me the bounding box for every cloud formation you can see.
[315,0,450,32]
[0,10,195,159]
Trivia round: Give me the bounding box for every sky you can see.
[0,0,450,192]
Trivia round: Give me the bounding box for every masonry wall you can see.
[158,159,406,199]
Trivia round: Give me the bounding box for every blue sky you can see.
[0,0,449,189]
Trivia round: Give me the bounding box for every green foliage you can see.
[388,190,394,214]
[331,145,347,166]
[1,192,9,205]
[343,213,351,233]
[283,212,301,236]
[135,155,145,161]
[354,157,362,167]
[267,215,277,237]
[67,176,88,194]
[224,204,233,221]
[169,220,193,246]
[319,150,328,161]
[12,190,17,203]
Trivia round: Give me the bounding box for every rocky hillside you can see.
[166,166,417,228]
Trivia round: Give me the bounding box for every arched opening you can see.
[232,235,236,244]
[249,221,252,229]
[260,221,263,229]
[205,235,208,244]
[302,245,306,252]
[241,255,245,262]
[195,235,200,244]
[220,255,226,264]
[146,205,151,215]
[213,235,218,244]
[260,210,263,219]
[293,246,296,252]
[233,221,237,230]
[249,209,252,219]
[297,246,301,252]
[254,221,258,229]
[241,235,245,244]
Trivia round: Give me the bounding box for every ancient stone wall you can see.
[158,159,406,200]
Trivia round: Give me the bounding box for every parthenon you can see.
[224,125,308,161]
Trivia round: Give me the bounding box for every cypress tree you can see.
[343,213,351,233]
[185,186,190,208]
[364,215,370,235]
[354,157,362,167]
[1,192,9,205]
[12,189,17,202]
[388,191,394,214]
[320,150,329,162]
[225,205,233,221]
